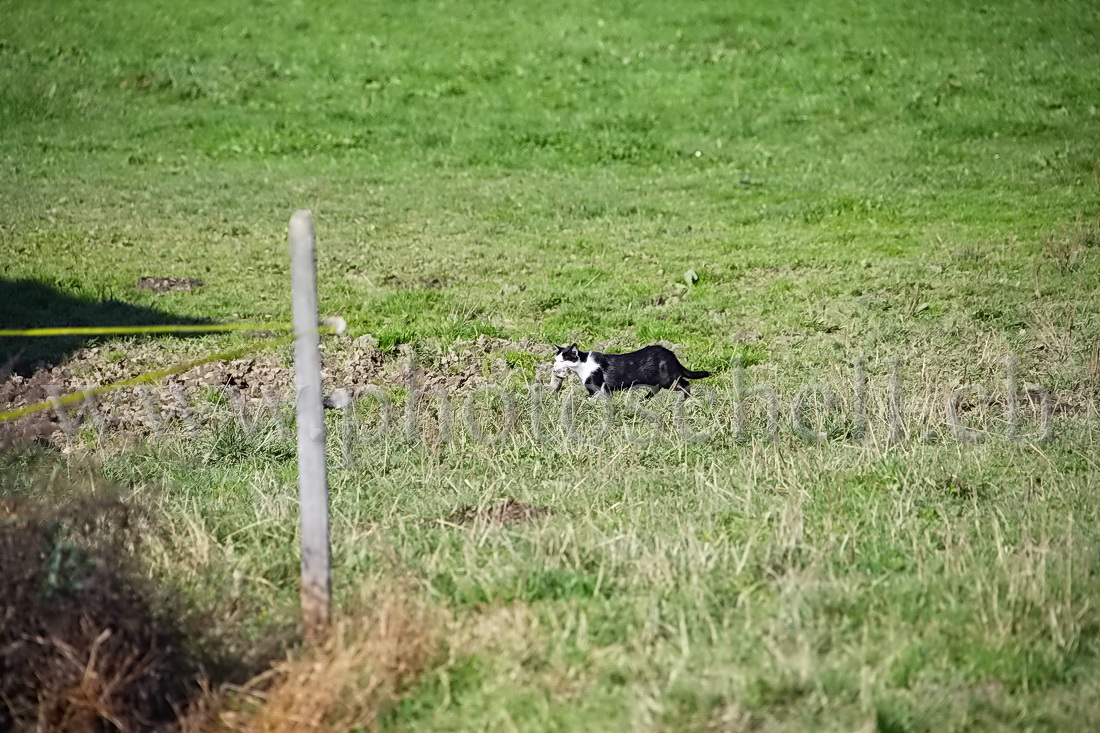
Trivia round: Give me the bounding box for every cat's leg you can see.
[585,383,610,398]
[586,373,609,398]
[675,379,692,399]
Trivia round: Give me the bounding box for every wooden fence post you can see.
[289,209,331,639]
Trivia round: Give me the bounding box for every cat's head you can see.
[553,343,581,368]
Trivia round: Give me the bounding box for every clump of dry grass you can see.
[213,585,439,733]
[0,492,213,732]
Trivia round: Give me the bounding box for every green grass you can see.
[3,0,1100,729]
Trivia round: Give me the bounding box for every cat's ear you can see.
[554,344,564,355]
[566,343,579,359]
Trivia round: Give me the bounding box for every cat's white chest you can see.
[572,355,600,384]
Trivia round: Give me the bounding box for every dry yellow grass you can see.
[208,586,438,733]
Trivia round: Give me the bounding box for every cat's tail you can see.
[681,368,711,379]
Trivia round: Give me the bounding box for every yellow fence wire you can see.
[0,319,344,424]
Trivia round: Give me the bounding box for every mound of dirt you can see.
[445,499,550,525]
[0,364,70,449]
[0,335,553,446]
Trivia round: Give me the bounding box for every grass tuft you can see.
[218,584,439,733]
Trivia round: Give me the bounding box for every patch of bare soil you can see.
[0,335,552,446]
[135,277,204,294]
[0,364,70,449]
[444,499,550,526]
[733,330,763,343]
[380,273,452,290]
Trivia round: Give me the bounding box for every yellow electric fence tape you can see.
[0,317,348,424]
[0,334,296,424]
[0,323,293,337]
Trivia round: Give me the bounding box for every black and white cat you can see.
[553,344,711,398]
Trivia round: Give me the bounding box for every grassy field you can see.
[3,0,1100,729]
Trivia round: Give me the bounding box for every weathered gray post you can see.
[289,209,331,639]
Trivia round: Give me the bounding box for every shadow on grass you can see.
[0,278,210,375]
